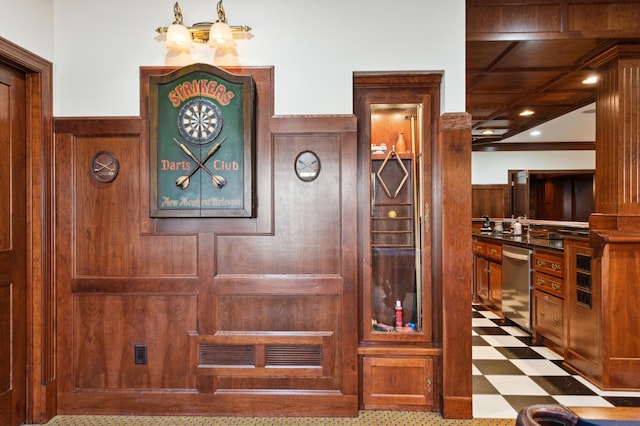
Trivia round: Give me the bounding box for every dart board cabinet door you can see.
[149,63,255,218]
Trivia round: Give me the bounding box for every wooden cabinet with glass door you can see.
[354,73,442,411]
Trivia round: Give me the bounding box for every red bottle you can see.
[395,300,403,328]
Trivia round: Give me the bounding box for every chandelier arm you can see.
[173,2,184,25]
[216,0,227,23]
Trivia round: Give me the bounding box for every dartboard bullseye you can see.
[177,98,223,145]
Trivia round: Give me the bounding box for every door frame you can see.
[0,37,54,424]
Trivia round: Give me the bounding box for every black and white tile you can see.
[472,305,640,419]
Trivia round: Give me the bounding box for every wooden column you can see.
[571,43,640,390]
[439,112,473,418]
[589,43,640,215]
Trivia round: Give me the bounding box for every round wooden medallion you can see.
[91,151,119,183]
[294,150,321,182]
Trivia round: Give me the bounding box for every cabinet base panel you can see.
[474,302,504,319]
[564,352,640,391]
[360,403,435,412]
[360,353,436,411]
[441,395,473,419]
[564,351,602,388]
[532,332,563,356]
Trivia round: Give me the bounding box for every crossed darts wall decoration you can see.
[172,137,227,190]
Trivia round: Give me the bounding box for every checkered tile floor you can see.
[472,304,640,419]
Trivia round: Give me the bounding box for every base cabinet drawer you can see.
[533,251,564,278]
[473,240,486,256]
[362,356,434,408]
[533,289,564,348]
[533,271,563,297]
[486,243,502,262]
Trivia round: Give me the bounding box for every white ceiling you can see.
[501,103,596,144]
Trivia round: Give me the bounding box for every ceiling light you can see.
[519,109,534,117]
[582,76,598,85]
[156,1,251,49]
[530,130,541,136]
[481,129,495,135]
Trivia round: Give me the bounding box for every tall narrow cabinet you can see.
[354,73,443,411]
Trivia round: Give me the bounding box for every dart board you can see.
[149,63,256,218]
[177,98,223,145]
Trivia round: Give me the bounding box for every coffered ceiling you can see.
[465,0,640,151]
[466,38,611,147]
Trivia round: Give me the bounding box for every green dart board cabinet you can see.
[149,63,255,218]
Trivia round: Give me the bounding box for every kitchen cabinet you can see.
[474,256,489,301]
[472,240,487,301]
[564,237,602,387]
[564,222,640,390]
[472,239,502,314]
[361,353,435,409]
[532,250,564,351]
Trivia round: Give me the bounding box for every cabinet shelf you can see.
[373,217,412,221]
[372,230,413,234]
[371,152,414,160]
[372,245,414,249]
[372,202,412,206]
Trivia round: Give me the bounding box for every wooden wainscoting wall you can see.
[472,184,509,218]
[53,67,359,416]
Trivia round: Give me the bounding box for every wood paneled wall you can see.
[54,118,203,403]
[53,67,359,416]
[472,184,509,218]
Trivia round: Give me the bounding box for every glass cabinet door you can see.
[368,102,426,339]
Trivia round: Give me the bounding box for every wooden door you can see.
[488,261,502,311]
[355,90,435,344]
[0,63,27,426]
[474,256,489,303]
[510,170,529,218]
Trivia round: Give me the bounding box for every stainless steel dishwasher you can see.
[501,245,533,331]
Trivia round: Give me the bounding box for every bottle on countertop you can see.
[493,221,504,233]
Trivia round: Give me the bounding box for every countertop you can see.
[473,218,589,230]
[472,219,590,252]
[473,231,569,252]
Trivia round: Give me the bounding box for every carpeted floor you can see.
[41,412,514,425]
